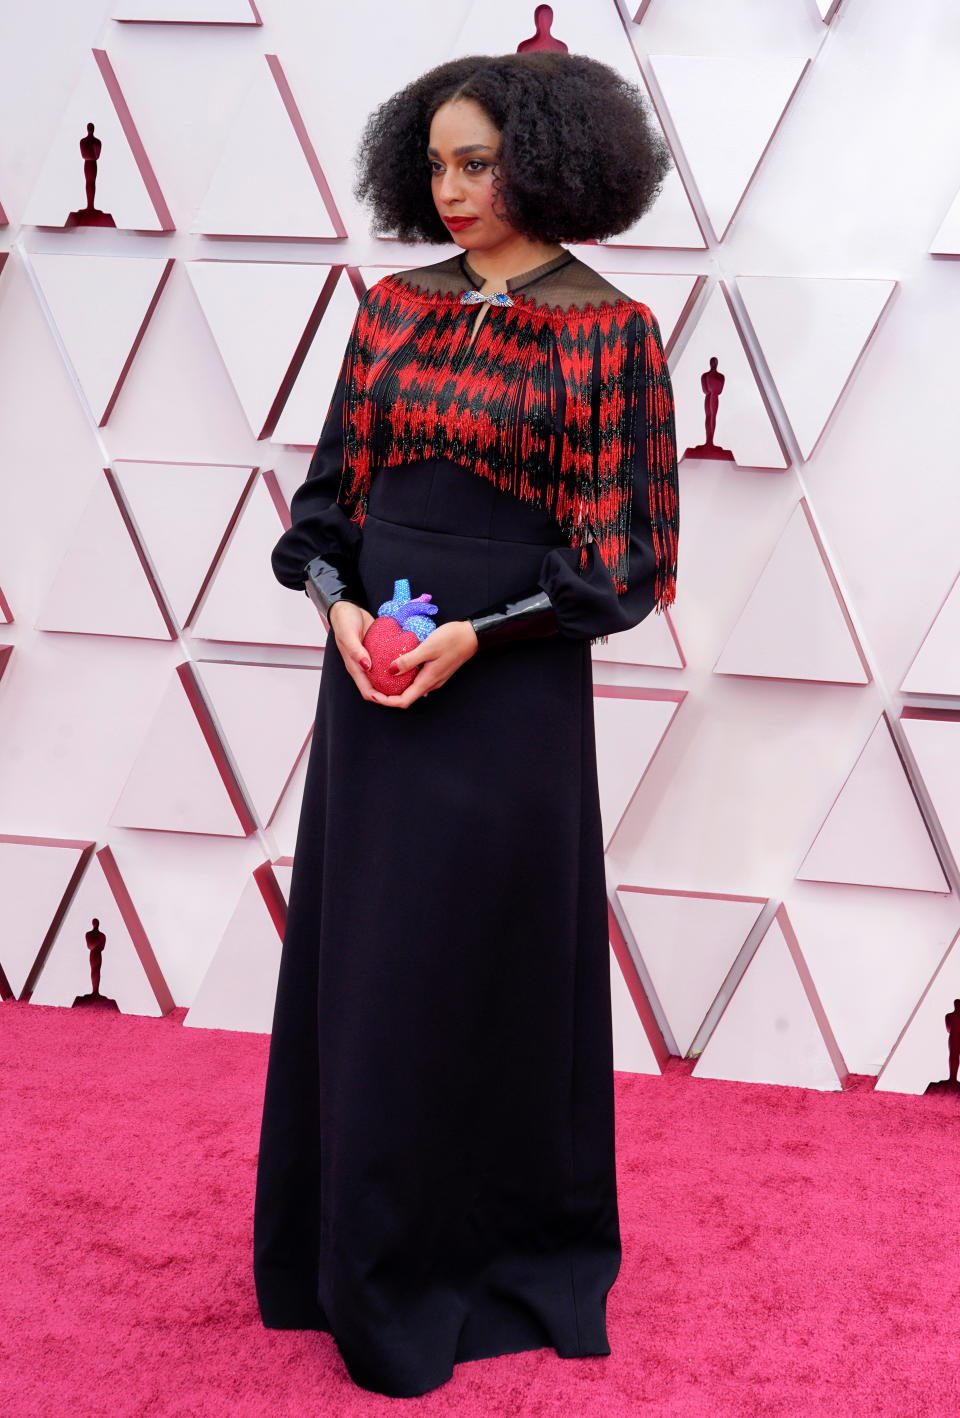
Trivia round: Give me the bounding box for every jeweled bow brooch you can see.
[459,289,515,306]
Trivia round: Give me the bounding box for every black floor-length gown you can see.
[253,249,676,1398]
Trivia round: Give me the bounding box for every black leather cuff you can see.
[304,553,367,627]
[467,588,559,651]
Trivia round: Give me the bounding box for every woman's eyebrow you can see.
[426,144,493,156]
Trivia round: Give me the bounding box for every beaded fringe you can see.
[334,275,679,616]
[642,312,679,614]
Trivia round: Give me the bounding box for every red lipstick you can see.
[444,217,477,230]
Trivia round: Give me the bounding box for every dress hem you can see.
[259,1311,612,1399]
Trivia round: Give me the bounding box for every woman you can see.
[253,50,678,1398]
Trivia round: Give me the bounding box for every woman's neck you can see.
[463,243,567,291]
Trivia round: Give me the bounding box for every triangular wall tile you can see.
[617,885,769,1058]
[900,711,960,872]
[693,907,845,1089]
[110,663,255,836]
[184,864,285,1032]
[786,887,959,1077]
[192,54,343,239]
[28,253,172,424]
[113,459,255,629]
[35,470,173,640]
[195,660,319,827]
[738,274,896,460]
[22,48,172,231]
[713,500,870,684]
[875,928,960,1095]
[650,54,809,240]
[900,571,960,695]
[0,836,94,999]
[185,259,335,438]
[28,845,174,1016]
[796,715,949,892]
[271,267,363,446]
[673,283,788,469]
[594,688,684,849]
[190,473,326,648]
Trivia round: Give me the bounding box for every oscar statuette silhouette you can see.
[65,123,116,229]
[683,356,734,461]
[73,916,119,1009]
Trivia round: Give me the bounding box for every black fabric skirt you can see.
[253,458,622,1398]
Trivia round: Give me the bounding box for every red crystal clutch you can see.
[361,579,438,695]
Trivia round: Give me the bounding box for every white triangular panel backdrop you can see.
[29,849,172,1016]
[185,260,332,438]
[796,717,949,893]
[22,49,171,231]
[0,839,91,999]
[29,253,171,424]
[195,660,319,827]
[713,501,869,684]
[112,459,255,629]
[184,872,283,1033]
[2,0,958,1101]
[190,475,327,647]
[737,275,896,460]
[649,54,809,241]
[191,56,341,240]
[692,914,843,1091]
[35,471,172,640]
[875,930,960,1095]
[272,269,363,445]
[617,887,768,1058]
[672,284,786,468]
[110,670,251,837]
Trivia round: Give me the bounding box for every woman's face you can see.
[426,98,514,251]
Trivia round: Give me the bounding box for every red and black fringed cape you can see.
[332,270,679,614]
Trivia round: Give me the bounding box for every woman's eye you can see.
[428,161,487,174]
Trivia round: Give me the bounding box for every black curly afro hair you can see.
[352,50,673,246]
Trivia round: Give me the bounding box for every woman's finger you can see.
[336,634,379,701]
[390,644,434,676]
[327,603,377,700]
[339,629,372,673]
[378,665,442,709]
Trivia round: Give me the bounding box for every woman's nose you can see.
[438,171,463,202]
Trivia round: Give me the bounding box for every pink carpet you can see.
[3,997,959,1417]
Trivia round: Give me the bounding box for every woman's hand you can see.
[374,620,479,709]
[327,599,379,701]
